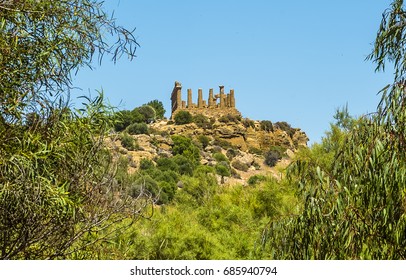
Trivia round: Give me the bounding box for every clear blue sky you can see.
[72,0,394,144]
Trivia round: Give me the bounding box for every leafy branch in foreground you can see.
[0,0,139,122]
[0,1,145,259]
[261,0,406,259]
[0,94,154,259]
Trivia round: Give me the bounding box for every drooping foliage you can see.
[261,0,406,259]
[0,1,146,259]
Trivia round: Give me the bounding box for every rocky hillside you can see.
[109,114,308,185]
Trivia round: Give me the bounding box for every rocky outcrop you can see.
[111,115,308,182]
[150,117,308,154]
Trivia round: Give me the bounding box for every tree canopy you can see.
[0,0,138,122]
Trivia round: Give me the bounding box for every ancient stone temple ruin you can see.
[170,81,241,119]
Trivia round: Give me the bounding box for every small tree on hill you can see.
[145,100,166,119]
[215,162,231,184]
[174,111,193,125]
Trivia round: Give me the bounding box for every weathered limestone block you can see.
[273,130,294,149]
[245,128,261,150]
[228,136,247,151]
[214,123,246,138]
[233,152,255,166]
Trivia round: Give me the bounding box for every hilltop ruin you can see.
[170,81,241,119]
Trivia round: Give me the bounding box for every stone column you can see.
[171,81,182,115]
[226,94,230,107]
[219,85,225,108]
[198,88,203,108]
[187,88,193,108]
[208,88,214,108]
[230,89,235,108]
[182,101,186,109]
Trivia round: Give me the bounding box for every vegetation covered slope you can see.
[1,0,405,260]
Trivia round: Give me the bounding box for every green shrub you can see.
[275,121,295,137]
[130,175,159,199]
[248,146,263,155]
[139,158,155,170]
[260,120,273,132]
[193,114,212,129]
[252,161,261,170]
[226,148,239,160]
[264,150,281,167]
[197,135,210,149]
[212,137,232,149]
[242,118,255,128]
[230,168,241,179]
[120,133,138,151]
[145,100,165,119]
[157,182,176,204]
[247,174,267,186]
[173,155,195,176]
[156,157,180,173]
[113,110,134,132]
[127,122,149,135]
[218,114,241,123]
[213,152,228,163]
[231,159,249,172]
[158,170,180,185]
[269,145,287,156]
[133,105,156,123]
[171,135,200,163]
[174,110,193,125]
[215,162,231,184]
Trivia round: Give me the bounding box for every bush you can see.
[275,121,295,137]
[215,162,231,184]
[197,135,210,149]
[171,135,200,163]
[173,155,195,176]
[213,152,228,163]
[139,158,155,170]
[114,110,134,132]
[156,157,180,173]
[242,118,255,128]
[193,114,212,129]
[226,148,239,160]
[230,168,241,179]
[269,145,287,156]
[247,174,267,186]
[130,175,159,199]
[260,120,273,132]
[157,181,177,204]
[174,110,193,125]
[127,122,148,135]
[120,133,139,151]
[212,137,232,149]
[133,105,156,123]
[248,146,263,156]
[231,160,249,172]
[218,114,241,123]
[145,100,165,119]
[156,170,180,185]
[264,150,281,167]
